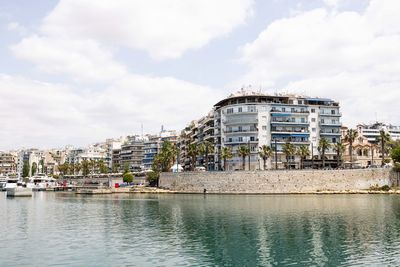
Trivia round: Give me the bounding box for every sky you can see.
[0,0,399,150]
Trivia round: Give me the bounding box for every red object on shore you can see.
[115,183,119,188]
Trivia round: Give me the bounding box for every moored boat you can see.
[5,179,32,197]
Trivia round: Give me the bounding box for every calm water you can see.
[1,192,400,266]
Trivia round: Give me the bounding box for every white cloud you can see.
[0,73,221,150]
[11,35,127,83]
[237,0,400,126]
[39,0,254,60]
[6,22,27,35]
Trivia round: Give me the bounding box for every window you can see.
[331,110,336,115]
[298,100,303,105]
[301,118,305,123]
[321,119,325,123]
[238,137,243,142]
[238,126,242,132]
[311,109,315,113]
[228,138,232,142]
[311,118,316,122]
[282,107,286,112]
[262,126,267,130]
[332,138,337,143]
[227,108,233,114]
[291,108,295,112]
[238,107,242,112]
[331,119,336,124]
[312,128,316,132]
[250,136,255,141]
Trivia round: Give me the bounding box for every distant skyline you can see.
[0,0,399,150]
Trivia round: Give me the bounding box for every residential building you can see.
[356,122,400,143]
[120,135,144,172]
[179,89,342,171]
[0,152,17,175]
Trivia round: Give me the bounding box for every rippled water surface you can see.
[1,192,400,266]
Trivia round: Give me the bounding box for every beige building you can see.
[341,126,382,168]
[0,152,17,175]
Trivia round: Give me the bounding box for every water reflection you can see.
[1,193,400,266]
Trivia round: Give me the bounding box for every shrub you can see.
[147,171,159,187]
[123,172,134,183]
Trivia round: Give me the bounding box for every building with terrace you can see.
[179,89,342,171]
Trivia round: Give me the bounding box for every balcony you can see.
[223,118,258,125]
[272,138,310,144]
[271,109,309,114]
[224,129,258,135]
[271,119,309,125]
[225,140,259,145]
[271,129,309,134]
[319,122,341,127]
[320,112,342,117]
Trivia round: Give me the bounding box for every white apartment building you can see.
[213,90,342,170]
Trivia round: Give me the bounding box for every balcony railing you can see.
[224,129,258,134]
[271,129,309,133]
[224,118,258,125]
[271,109,309,114]
[271,119,309,124]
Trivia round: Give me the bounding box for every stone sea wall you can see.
[159,169,396,194]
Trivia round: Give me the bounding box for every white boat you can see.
[27,174,57,191]
[5,179,32,197]
[0,175,7,191]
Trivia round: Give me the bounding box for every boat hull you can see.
[6,187,33,197]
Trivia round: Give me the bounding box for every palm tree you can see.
[282,142,296,169]
[221,147,233,171]
[296,145,310,169]
[199,141,214,171]
[74,162,82,175]
[81,159,90,176]
[377,130,391,167]
[333,141,345,168]
[31,162,38,176]
[318,137,331,168]
[152,141,178,172]
[238,145,250,170]
[259,145,273,170]
[187,143,198,171]
[344,129,358,168]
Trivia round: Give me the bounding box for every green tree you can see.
[282,142,296,169]
[187,143,198,171]
[152,141,178,173]
[344,129,358,168]
[318,137,331,168]
[89,159,96,175]
[377,130,391,167]
[31,162,38,176]
[57,162,69,176]
[238,145,250,170]
[259,145,273,170]
[22,161,30,178]
[123,172,134,183]
[296,145,310,169]
[199,141,214,171]
[147,171,159,187]
[81,159,90,176]
[333,141,345,168]
[74,162,81,175]
[221,146,233,171]
[391,146,400,163]
[123,162,130,174]
[112,163,120,173]
[98,159,108,174]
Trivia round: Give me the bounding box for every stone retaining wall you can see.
[159,169,395,194]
